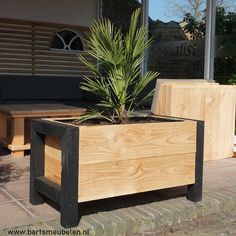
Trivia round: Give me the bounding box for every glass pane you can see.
[102,0,141,33]
[71,37,84,50]
[215,3,236,84]
[148,0,207,79]
[58,30,76,45]
[51,35,64,49]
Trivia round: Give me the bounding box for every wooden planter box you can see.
[30,117,204,228]
[152,82,236,161]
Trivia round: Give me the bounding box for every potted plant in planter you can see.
[30,9,204,229]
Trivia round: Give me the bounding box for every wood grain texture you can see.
[0,113,7,138]
[79,153,195,202]
[44,120,197,202]
[79,120,196,165]
[0,104,86,117]
[152,83,236,161]
[45,136,62,185]
[0,104,86,156]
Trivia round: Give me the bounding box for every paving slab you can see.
[0,189,11,203]
[1,181,29,200]
[1,150,236,235]
[0,202,38,230]
[18,199,59,221]
[0,156,29,184]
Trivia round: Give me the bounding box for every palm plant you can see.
[78,9,159,124]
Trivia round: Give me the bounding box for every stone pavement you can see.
[145,208,236,235]
[1,148,236,235]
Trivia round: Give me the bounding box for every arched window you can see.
[51,29,84,51]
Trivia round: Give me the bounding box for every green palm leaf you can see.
[78,8,159,124]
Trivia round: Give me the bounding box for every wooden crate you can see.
[151,83,236,161]
[44,119,197,202]
[30,116,204,228]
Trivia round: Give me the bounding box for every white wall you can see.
[0,0,98,27]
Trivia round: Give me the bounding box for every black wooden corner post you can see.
[30,120,79,228]
[61,127,79,228]
[186,120,204,202]
[30,125,45,205]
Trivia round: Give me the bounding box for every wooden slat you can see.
[0,48,32,53]
[0,64,32,69]
[35,71,91,76]
[35,65,91,70]
[0,34,32,41]
[34,73,92,77]
[0,69,32,73]
[0,44,32,50]
[45,136,62,184]
[79,121,196,165]
[0,29,32,36]
[35,55,93,63]
[0,39,32,45]
[79,153,195,202]
[35,60,87,66]
[0,58,31,63]
[0,53,32,59]
[0,19,92,77]
[0,23,32,30]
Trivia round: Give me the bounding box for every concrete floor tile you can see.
[0,202,37,230]
[19,200,59,221]
[0,189,11,203]
[0,157,29,184]
[2,181,29,200]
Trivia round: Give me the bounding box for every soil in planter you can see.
[61,116,182,127]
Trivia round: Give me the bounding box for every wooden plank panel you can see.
[34,70,91,75]
[45,136,62,185]
[35,60,87,66]
[44,135,195,203]
[0,29,32,34]
[79,121,196,165]
[0,38,32,44]
[34,73,92,78]
[0,41,32,46]
[0,19,92,77]
[0,58,32,63]
[0,53,32,59]
[0,34,32,41]
[0,48,32,54]
[0,113,7,138]
[35,65,91,70]
[79,153,195,202]
[35,55,94,63]
[0,23,32,30]
[152,83,236,161]
[0,69,32,73]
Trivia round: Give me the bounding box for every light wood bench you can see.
[0,104,86,157]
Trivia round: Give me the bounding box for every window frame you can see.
[50,28,86,53]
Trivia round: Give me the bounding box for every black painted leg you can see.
[60,128,79,229]
[186,121,204,202]
[30,127,45,205]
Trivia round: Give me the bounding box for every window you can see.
[51,29,84,51]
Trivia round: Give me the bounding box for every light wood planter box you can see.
[152,83,236,161]
[30,117,204,228]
